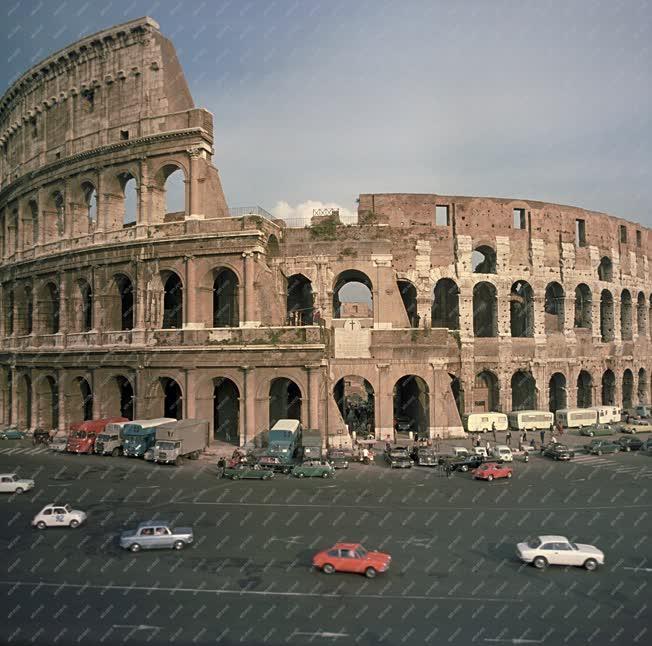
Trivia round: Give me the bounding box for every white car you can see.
[491,445,513,462]
[32,504,87,529]
[517,535,604,571]
[50,436,68,452]
[0,473,35,494]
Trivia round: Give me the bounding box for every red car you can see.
[473,462,512,481]
[313,543,391,579]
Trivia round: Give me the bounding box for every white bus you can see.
[508,410,554,431]
[590,406,621,424]
[462,412,508,433]
[555,408,597,429]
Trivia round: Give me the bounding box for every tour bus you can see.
[555,408,598,429]
[590,406,621,424]
[507,410,554,431]
[462,412,508,433]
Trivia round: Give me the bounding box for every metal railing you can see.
[228,206,273,219]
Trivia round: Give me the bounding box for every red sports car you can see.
[473,462,513,481]
[312,543,391,578]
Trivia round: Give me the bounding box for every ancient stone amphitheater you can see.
[1,17,650,445]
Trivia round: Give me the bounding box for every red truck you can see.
[66,417,128,454]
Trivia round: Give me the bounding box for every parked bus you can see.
[508,410,554,431]
[555,408,597,429]
[590,406,621,424]
[462,412,508,433]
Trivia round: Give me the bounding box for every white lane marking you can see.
[0,580,523,603]
[112,625,161,631]
[294,632,349,638]
[623,567,652,572]
[484,639,544,644]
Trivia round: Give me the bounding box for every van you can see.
[462,412,508,433]
[508,410,554,431]
[491,445,513,462]
[591,406,621,424]
[555,408,597,429]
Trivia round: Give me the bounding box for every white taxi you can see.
[32,504,87,529]
[517,535,604,570]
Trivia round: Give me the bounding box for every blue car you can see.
[0,428,26,440]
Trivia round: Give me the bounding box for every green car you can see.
[291,460,335,479]
[580,423,613,437]
[223,464,274,480]
[584,440,620,455]
[0,428,26,440]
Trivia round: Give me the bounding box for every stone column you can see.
[91,370,101,420]
[29,371,38,430]
[187,148,204,219]
[376,363,393,440]
[57,370,66,431]
[243,366,256,447]
[91,266,101,332]
[242,252,258,327]
[0,283,4,339]
[184,255,201,329]
[138,158,150,228]
[135,261,146,330]
[10,366,19,426]
[185,369,196,419]
[307,364,321,430]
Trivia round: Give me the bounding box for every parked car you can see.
[119,521,194,552]
[50,434,69,452]
[616,436,644,452]
[313,542,391,578]
[580,423,614,437]
[384,447,413,468]
[32,428,51,445]
[0,473,35,494]
[516,535,604,570]
[646,438,652,453]
[541,443,575,461]
[327,449,350,469]
[0,428,26,440]
[412,447,438,466]
[584,439,620,455]
[491,445,513,462]
[291,460,335,478]
[32,504,87,529]
[616,423,641,434]
[473,462,513,481]
[445,454,485,472]
[223,464,274,480]
[394,416,414,434]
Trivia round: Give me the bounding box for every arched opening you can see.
[29,200,39,245]
[213,378,240,444]
[120,174,138,226]
[82,182,98,223]
[79,280,92,332]
[69,377,93,422]
[38,282,60,334]
[162,167,186,215]
[597,256,613,282]
[574,284,592,329]
[333,270,373,319]
[511,370,537,411]
[393,375,429,437]
[622,369,634,410]
[472,245,497,274]
[16,374,31,430]
[286,274,314,326]
[4,288,14,335]
[576,370,593,408]
[473,370,500,412]
[432,279,460,330]
[269,378,302,428]
[333,376,375,435]
[105,375,134,420]
[397,280,418,328]
[449,374,463,417]
[213,268,239,327]
[638,368,649,405]
[162,272,183,329]
[620,290,632,341]
[600,290,614,342]
[160,377,182,419]
[107,274,134,331]
[548,373,567,413]
[637,292,647,336]
[36,375,58,430]
[52,191,65,237]
[601,369,616,406]
[544,282,565,333]
[473,282,498,337]
[510,280,534,337]
[16,284,33,336]
[267,235,280,257]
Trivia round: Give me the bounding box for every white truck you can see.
[151,419,209,466]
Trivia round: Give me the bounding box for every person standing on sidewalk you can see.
[505,430,512,447]
[492,422,497,443]
[540,428,546,446]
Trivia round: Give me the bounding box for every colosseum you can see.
[1,17,650,447]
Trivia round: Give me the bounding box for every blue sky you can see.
[2,0,651,226]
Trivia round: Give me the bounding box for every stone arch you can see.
[157,376,183,419]
[161,270,183,329]
[269,377,303,428]
[636,292,647,336]
[15,373,31,430]
[449,373,464,417]
[510,280,534,337]
[24,199,39,246]
[81,180,98,225]
[473,281,498,337]
[70,278,93,333]
[601,369,616,405]
[152,162,187,217]
[393,375,429,437]
[473,370,500,412]
[576,370,593,408]
[332,269,373,319]
[106,273,134,331]
[638,368,649,405]
[597,256,613,282]
[333,376,375,435]
[548,372,567,413]
[544,282,565,333]
[267,234,280,257]
[3,287,14,335]
[68,376,93,422]
[15,283,33,336]
[37,281,60,334]
[574,284,592,329]
[118,172,138,226]
[620,289,632,341]
[286,273,314,325]
[622,369,634,410]
[103,375,134,420]
[213,267,240,327]
[600,289,614,342]
[511,370,537,411]
[397,279,418,328]
[43,190,65,241]
[472,245,497,274]
[213,377,240,444]
[432,278,460,330]
[35,374,58,430]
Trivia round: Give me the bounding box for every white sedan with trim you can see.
[517,535,604,570]
[32,504,87,529]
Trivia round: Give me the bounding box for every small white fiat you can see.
[32,504,87,529]
[517,535,604,570]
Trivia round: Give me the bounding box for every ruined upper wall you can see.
[0,17,202,189]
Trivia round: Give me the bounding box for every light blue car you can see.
[119,521,193,553]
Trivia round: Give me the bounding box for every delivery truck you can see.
[66,417,128,454]
[122,418,176,457]
[94,420,130,457]
[299,428,322,460]
[151,419,210,465]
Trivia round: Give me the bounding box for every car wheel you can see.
[589,431,594,437]
[36,520,47,530]
[533,556,547,569]
[487,475,494,482]
[111,448,120,457]
[583,558,598,571]
[322,563,335,575]
[69,519,80,528]
[130,543,141,553]
[506,472,512,478]
[597,450,602,456]
[173,540,185,550]
[231,474,240,480]
[365,567,377,579]
[298,472,305,478]
[460,465,468,472]
[15,487,24,494]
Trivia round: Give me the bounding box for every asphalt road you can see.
[0,440,650,646]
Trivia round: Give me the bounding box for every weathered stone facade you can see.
[1,18,650,446]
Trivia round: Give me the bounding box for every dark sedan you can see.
[617,436,644,452]
[412,447,438,466]
[385,447,413,468]
[541,443,575,461]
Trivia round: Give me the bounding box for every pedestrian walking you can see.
[540,429,546,445]
[446,462,453,478]
[217,457,226,479]
[492,422,497,442]
[485,440,491,455]
[521,431,527,445]
[505,430,512,447]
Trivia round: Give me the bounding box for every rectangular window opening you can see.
[120,130,129,140]
[513,208,526,229]
[620,225,627,243]
[575,219,586,247]
[636,230,641,247]
[435,205,449,226]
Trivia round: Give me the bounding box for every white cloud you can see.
[271,200,357,226]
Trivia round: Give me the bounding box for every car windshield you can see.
[157,441,177,450]
[355,547,368,558]
[556,444,569,451]
[75,431,87,439]
[63,504,72,512]
[390,449,407,457]
[527,539,541,549]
